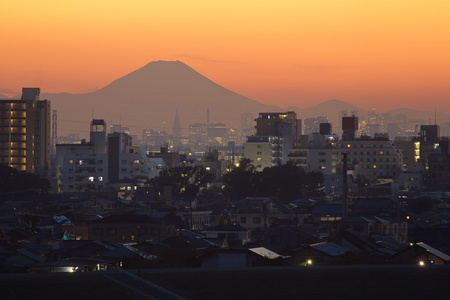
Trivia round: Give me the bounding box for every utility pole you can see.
[342,153,348,218]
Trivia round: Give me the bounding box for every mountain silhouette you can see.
[42,60,450,139]
[44,60,282,138]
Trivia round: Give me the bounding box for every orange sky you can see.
[2,0,450,114]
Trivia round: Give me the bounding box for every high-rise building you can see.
[0,88,51,176]
[56,119,164,195]
[419,125,440,142]
[244,111,301,170]
[303,116,329,135]
[288,130,341,194]
[240,112,254,140]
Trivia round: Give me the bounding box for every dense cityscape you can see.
[3,0,450,297]
[1,83,450,298]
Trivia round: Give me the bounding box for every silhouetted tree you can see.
[0,166,51,203]
[223,160,324,201]
[223,158,258,200]
[148,166,214,200]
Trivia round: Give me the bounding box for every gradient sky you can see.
[2,0,450,113]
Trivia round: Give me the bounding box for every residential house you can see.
[292,242,349,265]
[392,242,450,265]
[88,215,176,243]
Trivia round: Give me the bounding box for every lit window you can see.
[257,157,262,161]
[98,177,103,181]
[88,176,94,182]
[68,160,74,165]
[347,144,351,148]
[373,165,377,169]
[205,167,211,171]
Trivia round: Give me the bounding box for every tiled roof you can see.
[310,242,349,256]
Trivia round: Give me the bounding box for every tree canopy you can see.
[0,166,51,203]
[0,166,51,192]
[148,166,215,200]
[223,159,323,201]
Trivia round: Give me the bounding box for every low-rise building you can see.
[88,215,176,243]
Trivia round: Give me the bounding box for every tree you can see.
[223,158,258,200]
[148,166,214,200]
[0,166,51,209]
[223,160,324,201]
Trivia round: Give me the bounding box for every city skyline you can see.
[2,1,450,115]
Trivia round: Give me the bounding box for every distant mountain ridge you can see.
[44,60,282,137]
[38,60,450,138]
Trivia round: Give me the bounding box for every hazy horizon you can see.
[2,1,450,115]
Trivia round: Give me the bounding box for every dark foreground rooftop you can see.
[2,265,450,300]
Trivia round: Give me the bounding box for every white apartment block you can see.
[62,153,108,193]
[342,138,403,184]
[244,136,282,171]
[118,145,164,182]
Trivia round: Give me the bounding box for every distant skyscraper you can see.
[241,112,254,138]
[304,116,328,134]
[0,88,51,176]
[172,109,182,137]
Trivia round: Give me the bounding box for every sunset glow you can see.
[2,0,450,113]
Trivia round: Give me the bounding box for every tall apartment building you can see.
[288,131,342,193]
[341,136,403,184]
[244,136,281,171]
[244,112,302,170]
[0,88,51,176]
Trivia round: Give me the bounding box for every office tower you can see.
[240,112,254,139]
[0,88,51,176]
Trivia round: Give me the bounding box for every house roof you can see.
[311,204,343,215]
[249,247,289,259]
[206,224,247,232]
[37,216,74,227]
[340,215,390,223]
[310,242,349,256]
[416,242,450,261]
[352,199,392,209]
[90,214,163,225]
[371,235,404,251]
[0,215,26,225]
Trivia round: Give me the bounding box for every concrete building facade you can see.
[0,88,51,176]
